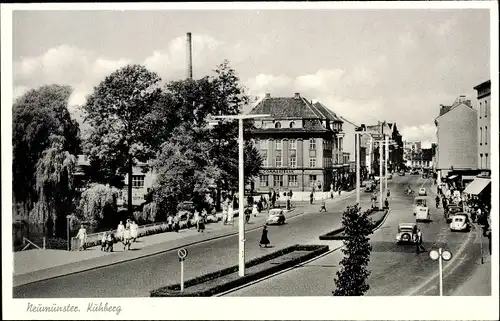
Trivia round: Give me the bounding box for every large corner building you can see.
[248,93,349,197]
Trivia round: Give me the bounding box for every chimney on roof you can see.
[466,100,471,107]
[186,32,193,80]
[265,93,271,99]
[294,93,300,99]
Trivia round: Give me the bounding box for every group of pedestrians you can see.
[115,219,139,251]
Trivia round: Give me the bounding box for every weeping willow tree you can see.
[30,135,77,237]
[137,202,158,224]
[78,183,119,226]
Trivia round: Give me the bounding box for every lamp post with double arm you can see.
[210,113,270,277]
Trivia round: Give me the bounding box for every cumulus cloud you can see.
[400,124,437,148]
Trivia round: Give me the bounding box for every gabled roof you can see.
[249,96,321,119]
[436,102,475,119]
[313,102,343,122]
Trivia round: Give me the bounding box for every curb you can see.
[15,189,358,287]
[13,209,305,287]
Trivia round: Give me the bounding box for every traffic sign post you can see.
[178,248,188,292]
[429,248,452,296]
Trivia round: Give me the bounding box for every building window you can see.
[309,175,317,187]
[132,175,145,188]
[309,157,316,168]
[273,175,283,187]
[275,139,282,150]
[485,126,488,145]
[275,150,282,167]
[309,139,316,150]
[275,122,281,129]
[485,101,488,117]
[289,150,297,168]
[339,137,343,151]
[288,175,298,187]
[260,175,269,187]
[261,150,268,167]
[485,153,489,168]
[480,127,483,145]
[480,154,483,169]
[260,139,268,150]
[290,121,295,128]
[289,139,297,150]
[479,102,482,118]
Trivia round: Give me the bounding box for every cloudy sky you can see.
[12,8,490,148]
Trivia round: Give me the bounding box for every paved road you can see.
[227,175,489,296]
[14,187,367,298]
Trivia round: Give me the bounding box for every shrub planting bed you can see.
[319,208,388,240]
[150,244,329,297]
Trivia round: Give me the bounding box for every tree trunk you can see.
[216,184,222,212]
[128,154,133,217]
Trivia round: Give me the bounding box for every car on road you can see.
[446,205,463,223]
[398,170,405,176]
[266,209,286,225]
[410,169,420,175]
[413,196,430,221]
[450,213,471,232]
[396,223,418,244]
[418,188,427,196]
[365,183,376,192]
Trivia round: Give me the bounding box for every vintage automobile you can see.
[450,213,471,232]
[365,183,376,193]
[418,188,427,196]
[410,169,420,175]
[398,170,405,176]
[396,223,418,244]
[413,196,430,221]
[446,205,463,223]
[266,208,286,225]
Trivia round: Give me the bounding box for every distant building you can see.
[434,95,478,183]
[248,93,348,197]
[75,155,156,207]
[473,80,491,172]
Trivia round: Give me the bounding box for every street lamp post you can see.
[212,113,270,277]
[379,136,383,209]
[355,133,361,204]
[385,135,389,193]
[429,248,453,296]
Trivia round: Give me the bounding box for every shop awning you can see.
[448,175,458,180]
[462,175,476,181]
[463,178,491,195]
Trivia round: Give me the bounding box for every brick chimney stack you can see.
[265,93,271,99]
[294,93,300,99]
[186,32,193,79]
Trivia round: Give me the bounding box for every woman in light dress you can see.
[116,221,125,241]
[130,220,138,243]
[222,202,228,225]
[227,200,234,224]
[252,202,259,217]
[75,225,87,251]
[122,219,132,250]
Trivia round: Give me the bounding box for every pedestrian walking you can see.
[117,221,124,241]
[387,189,390,198]
[76,225,87,251]
[384,198,389,210]
[319,200,327,212]
[415,228,426,254]
[122,226,132,251]
[100,232,107,252]
[106,229,115,252]
[130,221,138,242]
[252,202,259,217]
[167,215,173,231]
[309,192,314,205]
[173,215,180,232]
[259,226,271,248]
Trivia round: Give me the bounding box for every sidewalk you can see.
[452,255,492,296]
[14,189,358,287]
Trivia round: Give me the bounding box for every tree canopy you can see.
[333,205,374,296]
[13,84,80,208]
[82,64,164,214]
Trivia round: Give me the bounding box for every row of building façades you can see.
[434,79,491,207]
[69,92,406,207]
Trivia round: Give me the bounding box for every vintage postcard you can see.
[1,1,498,320]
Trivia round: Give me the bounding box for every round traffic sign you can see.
[441,250,452,261]
[429,250,439,261]
[177,248,188,259]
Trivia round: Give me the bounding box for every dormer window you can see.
[275,122,281,129]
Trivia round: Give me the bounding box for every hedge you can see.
[319,208,388,240]
[150,244,329,297]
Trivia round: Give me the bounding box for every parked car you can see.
[418,188,427,196]
[396,223,418,244]
[446,205,463,223]
[365,184,375,192]
[450,213,471,232]
[266,209,286,225]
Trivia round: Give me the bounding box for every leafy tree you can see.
[333,205,374,296]
[13,85,80,214]
[30,135,77,236]
[82,64,164,215]
[77,183,119,226]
